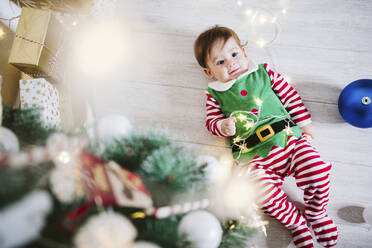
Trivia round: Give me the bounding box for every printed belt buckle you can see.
[256,124,275,142]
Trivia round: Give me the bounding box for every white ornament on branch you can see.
[178,210,222,248]
[49,163,85,203]
[0,127,20,153]
[196,155,220,183]
[74,211,137,248]
[97,114,132,144]
[0,190,52,248]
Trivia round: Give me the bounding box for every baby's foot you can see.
[291,221,314,248]
[307,213,338,247]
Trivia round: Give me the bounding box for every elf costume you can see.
[205,61,338,248]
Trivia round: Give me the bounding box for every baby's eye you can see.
[216,60,224,65]
[232,52,238,57]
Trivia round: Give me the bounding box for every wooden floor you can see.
[87,1,372,247]
[2,0,372,247]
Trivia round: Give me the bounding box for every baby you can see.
[194,26,338,248]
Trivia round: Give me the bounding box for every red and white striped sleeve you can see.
[263,63,312,127]
[205,91,228,137]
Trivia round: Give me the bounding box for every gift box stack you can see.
[5,7,66,129]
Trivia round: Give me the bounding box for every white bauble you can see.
[196,155,219,183]
[49,164,85,203]
[0,127,19,152]
[178,210,222,248]
[47,132,69,152]
[74,212,137,248]
[97,114,132,144]
[132,241,161,248]
[363,206,372,224]
[0,190,52,248]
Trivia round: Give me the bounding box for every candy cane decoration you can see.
[0,146,50,169]
[146,198,210,219]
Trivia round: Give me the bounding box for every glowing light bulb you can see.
[57,151,72,164]
[236,0,243,7]
[284,126,293,135]
[259,15,267,24]
[244,121,254,130]
[282,9,287,14]
[72,21,78,26]
[256,39,266,48]
[233,136,243,143]
[244,9,253,15]
[237,113,248,122]
[255,97,263,106]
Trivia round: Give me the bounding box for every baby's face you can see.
[204,37,249,82]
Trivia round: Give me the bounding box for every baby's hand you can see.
[221,117,236,136]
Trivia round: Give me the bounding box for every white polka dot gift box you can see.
[19,78,61,129]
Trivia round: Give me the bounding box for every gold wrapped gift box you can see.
[8,7,65,84]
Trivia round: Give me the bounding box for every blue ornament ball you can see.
[338,79,372,128]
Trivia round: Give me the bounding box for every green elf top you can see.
[205,61,311,163]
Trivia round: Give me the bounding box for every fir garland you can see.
[102,131,171,172]
[2,107,56,146]
[133,215,182,248]
[0,162,53,210]
[219,220,257,248]
[140,145,205,206]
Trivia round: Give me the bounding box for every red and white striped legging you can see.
[243,135,338,248]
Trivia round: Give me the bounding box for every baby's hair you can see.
[194,25,245,68]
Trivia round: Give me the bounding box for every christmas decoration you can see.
[338,79,372,128]
[2,107,56,145]
[178,210,223,248]
[74,211,137,248]
[19,78,61,129]
[106,161,153,209]
[0,126,20,152]
[0,145,49,168]
[49,162,85,203]
[80,151,153,209]
[363,206,372,224]
[140,145,206,206]
[102,130,171,171]
[132,241,161,248]
[196,155,220,183]
[97,114,132,144]
[8,7,65,83]
[0,190,52,248]
[219,220,257,248]
[208,166,267,232]
[146,198,210,219]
